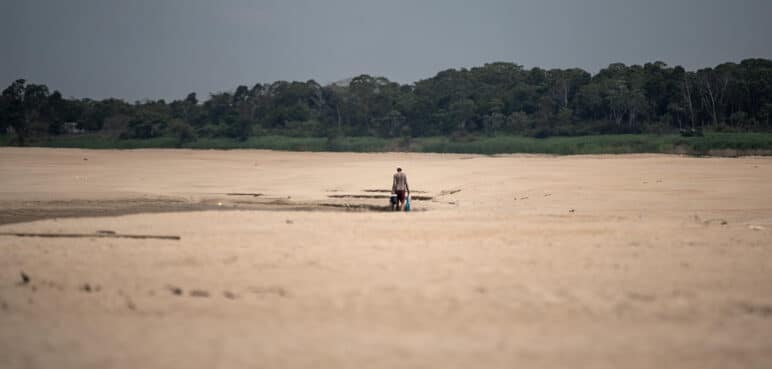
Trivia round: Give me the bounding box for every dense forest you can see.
[2,59,772,146]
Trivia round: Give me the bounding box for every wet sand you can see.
[1,147,771,369]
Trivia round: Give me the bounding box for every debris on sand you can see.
[80,283,101,293]
[167,286,184,296]
[702,218,729,226]
[190,290,210,298]
[569,209,575,213]
[749,225,765,231]
[19,271,30,285]
[286,219,294,224]
[438,189,462,196]
[96,230,116,235]
[223,291,238,299]
[737,302,772,317]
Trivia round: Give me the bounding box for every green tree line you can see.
[2,59,771,145]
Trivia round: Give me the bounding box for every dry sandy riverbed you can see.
[1,147,771,369]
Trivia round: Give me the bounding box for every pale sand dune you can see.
[1,147,771,369]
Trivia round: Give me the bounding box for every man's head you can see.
[397,167,402,172]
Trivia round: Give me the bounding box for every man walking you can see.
[392,167,410,211]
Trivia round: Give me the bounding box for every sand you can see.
[1,147,771,369]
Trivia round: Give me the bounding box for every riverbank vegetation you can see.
[4,132,769,157]
[2,59,771,155]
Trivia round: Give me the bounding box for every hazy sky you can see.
[2,0,771,101]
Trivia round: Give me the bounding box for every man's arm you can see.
[392,174,397,193]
